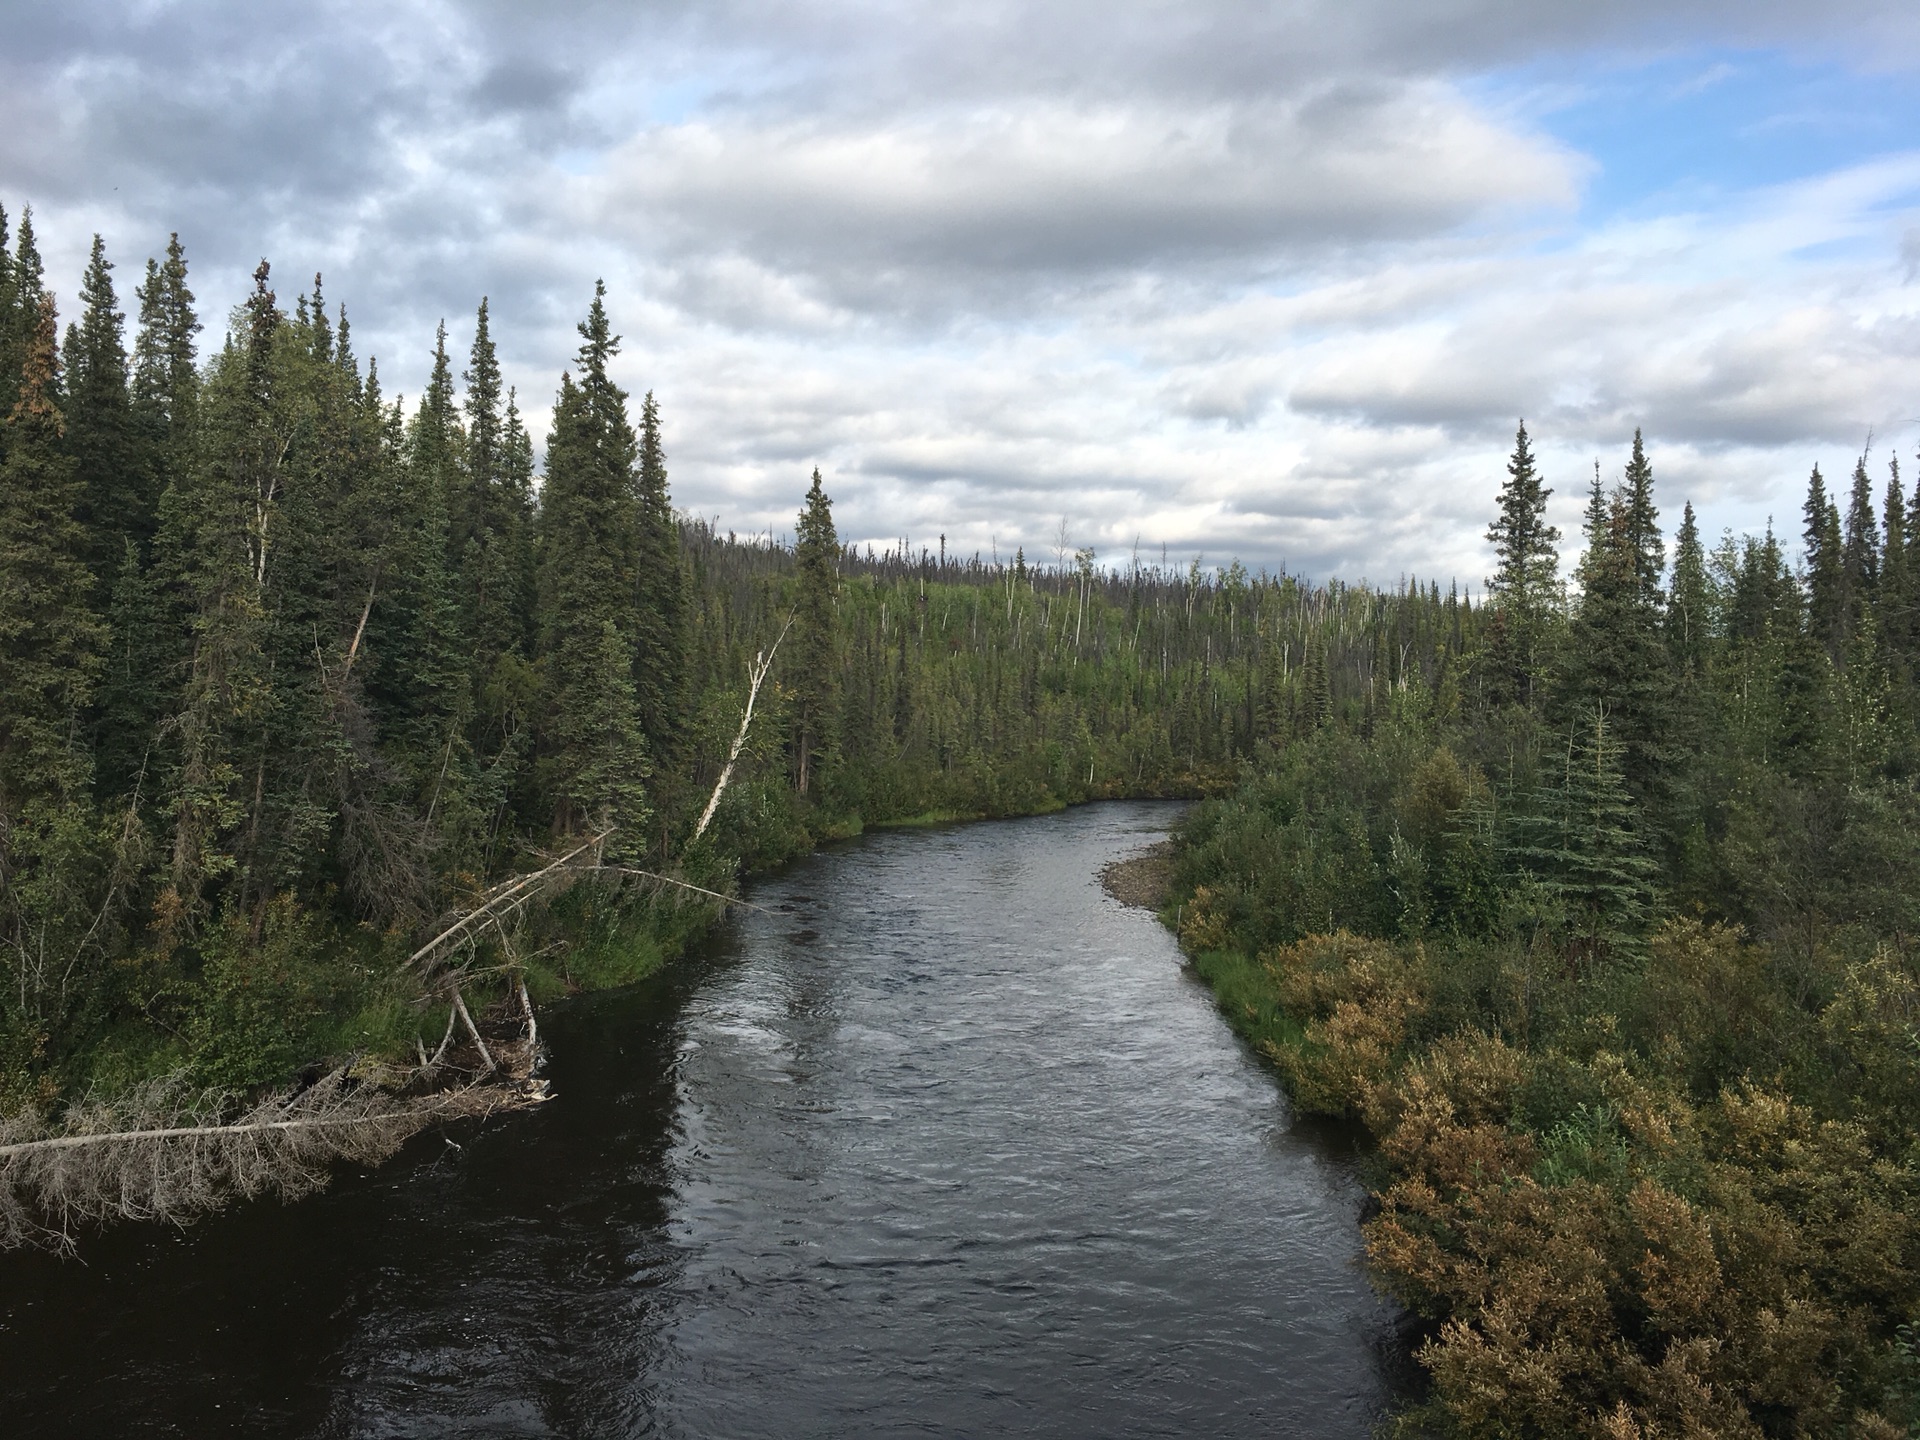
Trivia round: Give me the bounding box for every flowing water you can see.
[0,802,1407,1437]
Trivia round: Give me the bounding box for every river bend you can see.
[0,801,1403,1436]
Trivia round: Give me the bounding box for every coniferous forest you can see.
[0,209,1276,1114]
[6,210,1920,1433]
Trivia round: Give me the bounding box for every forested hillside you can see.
[1172,423,1920,1435]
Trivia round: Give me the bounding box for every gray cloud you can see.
[4,0,1920,583]
[596,85,1577,306]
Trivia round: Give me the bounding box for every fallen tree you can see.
[0,1067,521,1252]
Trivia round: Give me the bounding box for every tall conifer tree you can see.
[1,207,46,427]
[0,296,107,1025]
[533,283,650,844]
[1666,501,1709,674]
[1483,421,1560,707]
[791,468,840,796]
[160,262,281,930]
[132,234,199,488]
[1881,458,1912,681]
[1841,452,1880,638]
[1803,465,1845,659]
[631,390,689,757]
[458,301,538,843]
[1621,429,1663,606]
[64,235,145,576]
[1562,455,1669,812]
[385,324,475,855]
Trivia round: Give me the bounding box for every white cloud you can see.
[596,86,1578,300]
[5,0,1920,587]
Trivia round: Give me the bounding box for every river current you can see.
[0,801,1405,1437]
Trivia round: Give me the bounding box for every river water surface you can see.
[0,802,1405,1437]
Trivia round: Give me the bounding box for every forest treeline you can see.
[0,207,1344,1110]
[1172,421,1920,1435]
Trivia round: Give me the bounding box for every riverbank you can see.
[0,788,1221,1252]
[0,801,1398,1437]
[1097,840,1174,910]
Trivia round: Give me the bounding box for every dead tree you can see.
[690,618,791,844]
[0,1069,510,1252]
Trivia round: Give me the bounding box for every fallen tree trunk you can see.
[0,1068,525,1253]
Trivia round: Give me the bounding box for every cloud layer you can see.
[5,1,1920,584]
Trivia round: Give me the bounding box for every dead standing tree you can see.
[690,617,791,844]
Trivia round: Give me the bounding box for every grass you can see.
[1182,945,1308,1060]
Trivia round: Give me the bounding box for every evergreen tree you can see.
[533,283,650,844]
[1561,458,1669,811]
[1841,451,1881,638]
[791,467,840,796]
[631,390,689,757]
[1482,421,1560,706]
[0,205,14,398]
[1881,458,1912,681]
[159,263,281,931]
[132,234,200,488]
[1665,501,1709,674]
[1621,429,1663,606]
[1803,465,1845,659]
[1512,704,1658,962]
[0,207,46,427]
[64,235,147,576]
[95,236,199,804]
[501,388,536,657]
[1302,633,1331,732]
[457,302,538,844]
[0,295,107,1026]
[391,324,475,842]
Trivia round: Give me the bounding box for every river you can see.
[0,801,1407,1437]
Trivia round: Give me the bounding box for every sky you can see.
[4,1,1920,587]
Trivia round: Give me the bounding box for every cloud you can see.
[3,0,1920,586]
[597,86,1578,306]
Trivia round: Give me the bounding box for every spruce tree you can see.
[385,323,475,849]
[0,206,12,327]
[791,467,840,796]
[533,283,650,845]
[96,237,199,804]
[64,235,147,576]
[458,301,538,840]
[159,263,281,929]
[1841,452,1881,638]
[1302,633,1331,732]
[1512,704,1657,963]
[1561,458,1668,811]
[631,390,689,757]
[0,207,46,425]
[0,295,102,809]
[1666,501,1709,674]
[0,296,106,1025]
[0,206,15,465]
[501,388,537,659]
[1483,420,1560,707]
[1621,429,1663,606]
[1881,458,1912,681]
[132,234,200,486]
[1803,465,1845,659]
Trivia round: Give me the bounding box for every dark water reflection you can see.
[0,802,1406,1437]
